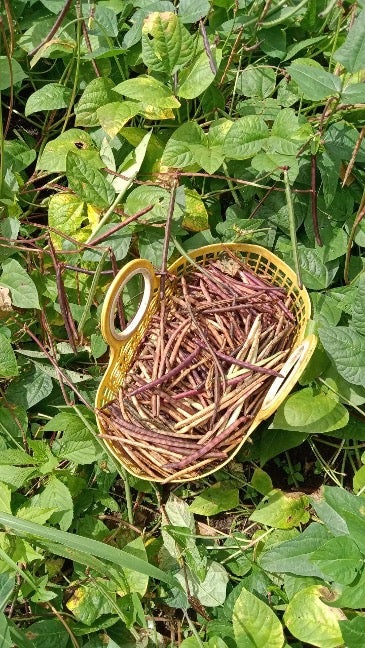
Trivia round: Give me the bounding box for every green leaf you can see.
[250,490,309,529]
[251,468,273,496]
[333,568,365,609]
[223,116,269,159]
[176,561,229,607]
[0,405,27,440]
[46,410,100,465]
[237,65,276,98]
[319,325,365,387]
[142,12,193,75]
[178,48,222,99]
[272,387,349,434]
[283,585,344,648]
[116,537,149,597]
[0,467,38,491]
[0,334,18,378]
[25,83,72,116]
[0,512,178,588]
[178,0,210,23]
[0,259,40,309]
[18,619,69,648]
[0,484,12,515]
[66,152,115,208]
[0,57,27,90]
[38,129,101,173]
[97,101,139,138]
[310,536,362,585]
[0,612,12,648]
[340,617,365,647]
[233,587,285,648]
[287,61,341,100]
[34,476,73,531]
[93,5,118,37]
[352,274,365,335]
[3,142,35,174]
[334,9,365,72]
[75,77,116,127]
[6,367,53,410]
[0,574,15,612]
[162,121,204,169]
[189,483,239,517]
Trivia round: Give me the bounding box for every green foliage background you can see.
[1,0,365,646]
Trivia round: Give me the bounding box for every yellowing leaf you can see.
[87,204,101,232]
[97,101,139,138]
[48,193,85,248]
[183,189,209,231]
[284,585,345,647]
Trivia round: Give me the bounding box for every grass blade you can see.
[0,512,178,589]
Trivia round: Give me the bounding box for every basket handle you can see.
[257,334,317,421]
[101,259,156,350]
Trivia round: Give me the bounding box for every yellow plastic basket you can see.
[95,243,316,482]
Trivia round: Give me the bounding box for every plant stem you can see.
[283,168,302,289]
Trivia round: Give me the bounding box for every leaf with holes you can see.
[37,129,102,172]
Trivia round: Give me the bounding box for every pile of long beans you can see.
[97,252,296,482]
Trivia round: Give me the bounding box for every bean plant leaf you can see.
[114,75,180,109]
[162,121,204,169]
[232,587,285,648]
[272,387,349,434]
[283,585,344,648]
[25,83,72,116]
[75,77,116,127]
[48,193,86,248]
[0,334,18,379]
[223,116,269,159]
[287,60,342,100]
[190,483,239,517]
[37,129,102,172]
[340,617,365,647]
[45,410,100,465]
[249,489,309,529]
[319,326,365,387]
[97,101,140,137]
[0,259,40,310]
[178,0,210,23]
[259,524,331,578]
[178,48,223,99]
[351,274,365,335]
[310,536,362,585]
[237,65,276,98]
[334,10,365,73]
[66,152,115,208]
[141,12,193,75]
[0,57,27,90]
[34,476,73,531]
